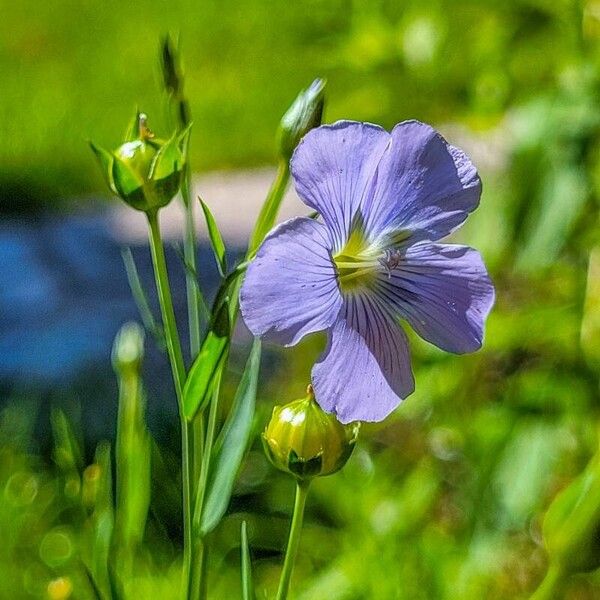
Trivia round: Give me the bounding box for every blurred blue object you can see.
[0,210,222,386]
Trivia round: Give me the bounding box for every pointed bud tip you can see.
[112,321,145,375]
[277,78,327,161]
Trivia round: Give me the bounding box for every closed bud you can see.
[277,78,326,161]
[90,112,189,213]
[262,386,359,480]
[112,322,145,377]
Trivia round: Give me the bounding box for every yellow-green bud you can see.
[277,79,326,161]
[90,112,189,213]
[262,386,360,480]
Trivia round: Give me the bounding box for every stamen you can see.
[378,248,403,279]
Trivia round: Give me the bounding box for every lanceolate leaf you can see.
[199,197,227,277]
[183,300,231,421]
[121,248,166,350]
[198,339,261,536]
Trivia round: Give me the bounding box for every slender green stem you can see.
[190,370,223,600]
[530,562,565,600]
[181,154,206,505]
[147,212,186,397]
[183,178,202,356]
[276,480,311,600]
[146,211,192,600]
[247,160,290,258]
[193,369,223,528]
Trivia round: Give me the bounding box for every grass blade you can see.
[198,339,261,536]
[121,248,166,350]
[199,197,227,277]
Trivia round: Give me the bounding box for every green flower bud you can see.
[90,112,189,213]
[111,321,145,377]
[277,78,326,161]
[262,386,359,480]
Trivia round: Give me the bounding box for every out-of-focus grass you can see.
[0,0,586,209]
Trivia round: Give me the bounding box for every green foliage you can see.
[199,198,227,278]
[197,339,261,537]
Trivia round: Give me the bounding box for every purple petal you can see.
[312,295,414,423]
[375,243,494,353]
[240,217,342,346]
[290,120,390,251]
[363,120,481,242]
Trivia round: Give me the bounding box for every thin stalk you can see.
[182,158,206,496]
[530,562,565,600]
[226,159,291,332]
[190,370,223,600]
[276,480,311,600]
[247,160,290,258]
[146,211,192,600]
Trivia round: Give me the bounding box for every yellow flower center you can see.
[333,222,410,293]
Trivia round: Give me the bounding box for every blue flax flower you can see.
[240,120,495,423]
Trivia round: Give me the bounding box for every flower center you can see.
[333,225,410,293]
[333,226,382,293]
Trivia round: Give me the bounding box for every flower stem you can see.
[146,211,192,600]
[190,370,222,600]
[276,480,311,600]
[530,562,565,600]
[247,160,290,258]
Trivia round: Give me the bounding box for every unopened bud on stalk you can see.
[112,321,145,377]
[263,385,360,480]
[90,111,189,213]
[277,78,326,161]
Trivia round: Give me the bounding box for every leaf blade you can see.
[198,339,261,536]
[199,198,227,277]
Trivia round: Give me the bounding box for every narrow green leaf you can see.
[182,262,247,421]
[122,248,166,350]
[51,408,83,473]
[170,242,211,325]
[240,521,255,600]
[517,165,588,270]
[199,339,261,536]
[89,142,117,194]
[199,197,227,277]
[183,301,230,421]
[90,441,115,599]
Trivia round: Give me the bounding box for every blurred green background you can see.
[2,0,600,598]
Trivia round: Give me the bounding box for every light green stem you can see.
[247,160,290,258]
[276,480,311,600]
[147,211,192,600]
[190,371,223,600]
[530,562,565,600]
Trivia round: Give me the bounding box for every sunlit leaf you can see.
[199,197,227,277]
[198,339,261,536]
